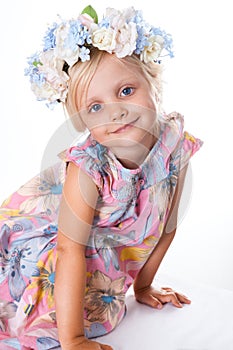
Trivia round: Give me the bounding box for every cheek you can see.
[136,110,158,135]
[80,108,111,131]
[146,96,157,112]
[89,126,107,143]
[80,113,102,131]
[138,105,157,123]
[134,93,157,115]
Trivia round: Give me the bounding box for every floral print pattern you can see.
[0,222,55,302]
[0,300,16,332]
[28,249,57,309]
[0,113,202,349]
[85,270,126,327]
[17,162,64,215]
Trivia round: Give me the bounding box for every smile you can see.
[111,117,140,134]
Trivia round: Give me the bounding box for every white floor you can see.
[97,274,233,350]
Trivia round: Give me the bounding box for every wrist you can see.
[134,283,151,296]
[133,273,152,293]
[60,335,87,349]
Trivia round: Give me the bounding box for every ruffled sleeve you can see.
[64,136,106,190]
[161,112,203,172]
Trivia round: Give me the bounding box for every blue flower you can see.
[132,10,144,24]
[77,27,89,46]
[67,20,83,48]
[24,53,45,86]
[66,20,92,51]
[151,27,174,58]
[79,46,90,62]
[43,23,58,51]
[135,26,149,54]
[99,18,110,28]
[46,100,59,110]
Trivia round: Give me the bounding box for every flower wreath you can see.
[25,5,174,109]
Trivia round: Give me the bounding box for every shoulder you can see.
[160,112,184,150]
[64,133,109,189]
[67,133,108,163]
[159,111,203,168]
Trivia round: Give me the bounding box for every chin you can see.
[103,135,147,150]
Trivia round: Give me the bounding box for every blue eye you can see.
[90,103,102,113]
[121,87,133,96]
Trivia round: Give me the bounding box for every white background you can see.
[1,0,233,291]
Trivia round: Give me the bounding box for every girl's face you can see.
[78,53,158,153]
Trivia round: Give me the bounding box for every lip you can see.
[111,117,139,134]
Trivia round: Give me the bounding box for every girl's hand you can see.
[134,285,191,310]
[61,336,113,350]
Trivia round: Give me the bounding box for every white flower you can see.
[140,35,164,63]
[102,7,137,58]
[78,13,95,29]
[106,7,136,30]
[92,27,116,53]
[31,81,56,103]
[35,50,69,102]
[114,22,137,58]
[55,22,80,67]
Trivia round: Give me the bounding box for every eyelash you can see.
[88,86,135,113]
[120,86,134,97]
[89,104,102,113]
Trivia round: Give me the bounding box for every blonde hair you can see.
[64,47,163,132]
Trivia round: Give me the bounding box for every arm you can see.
[55,162,112,350]
[133,165,191,309]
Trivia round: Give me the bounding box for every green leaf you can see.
[81,5,98,23]
[33,60,42,67]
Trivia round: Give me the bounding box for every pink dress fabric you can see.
[0,113,202,349]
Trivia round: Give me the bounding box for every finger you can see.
[161,287,173,292]
[150,295,164,309]
[90,340,113,350]
[137,293,163,309]
[161,288,191,305]
[176,292,191,304]
[101,345,113,350]
[159,292,183,308]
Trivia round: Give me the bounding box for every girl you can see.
[0,6,202,350]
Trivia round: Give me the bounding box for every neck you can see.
[110,134,157,169]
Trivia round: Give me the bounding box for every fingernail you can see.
[157,304,163,309]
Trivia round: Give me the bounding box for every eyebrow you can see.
[85,96,101,108]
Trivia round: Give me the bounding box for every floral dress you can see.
[0,113,202,349]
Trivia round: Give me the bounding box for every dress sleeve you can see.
[162,112,203,172]
[62,137,104,190]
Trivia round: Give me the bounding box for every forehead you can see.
[86,54,147,98]
[91,54,140,80]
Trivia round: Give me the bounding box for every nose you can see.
[108,103,128,122]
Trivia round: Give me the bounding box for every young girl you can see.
[0,5,202,350]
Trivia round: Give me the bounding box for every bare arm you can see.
[55,162,112,350]
[133,165,191,309]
